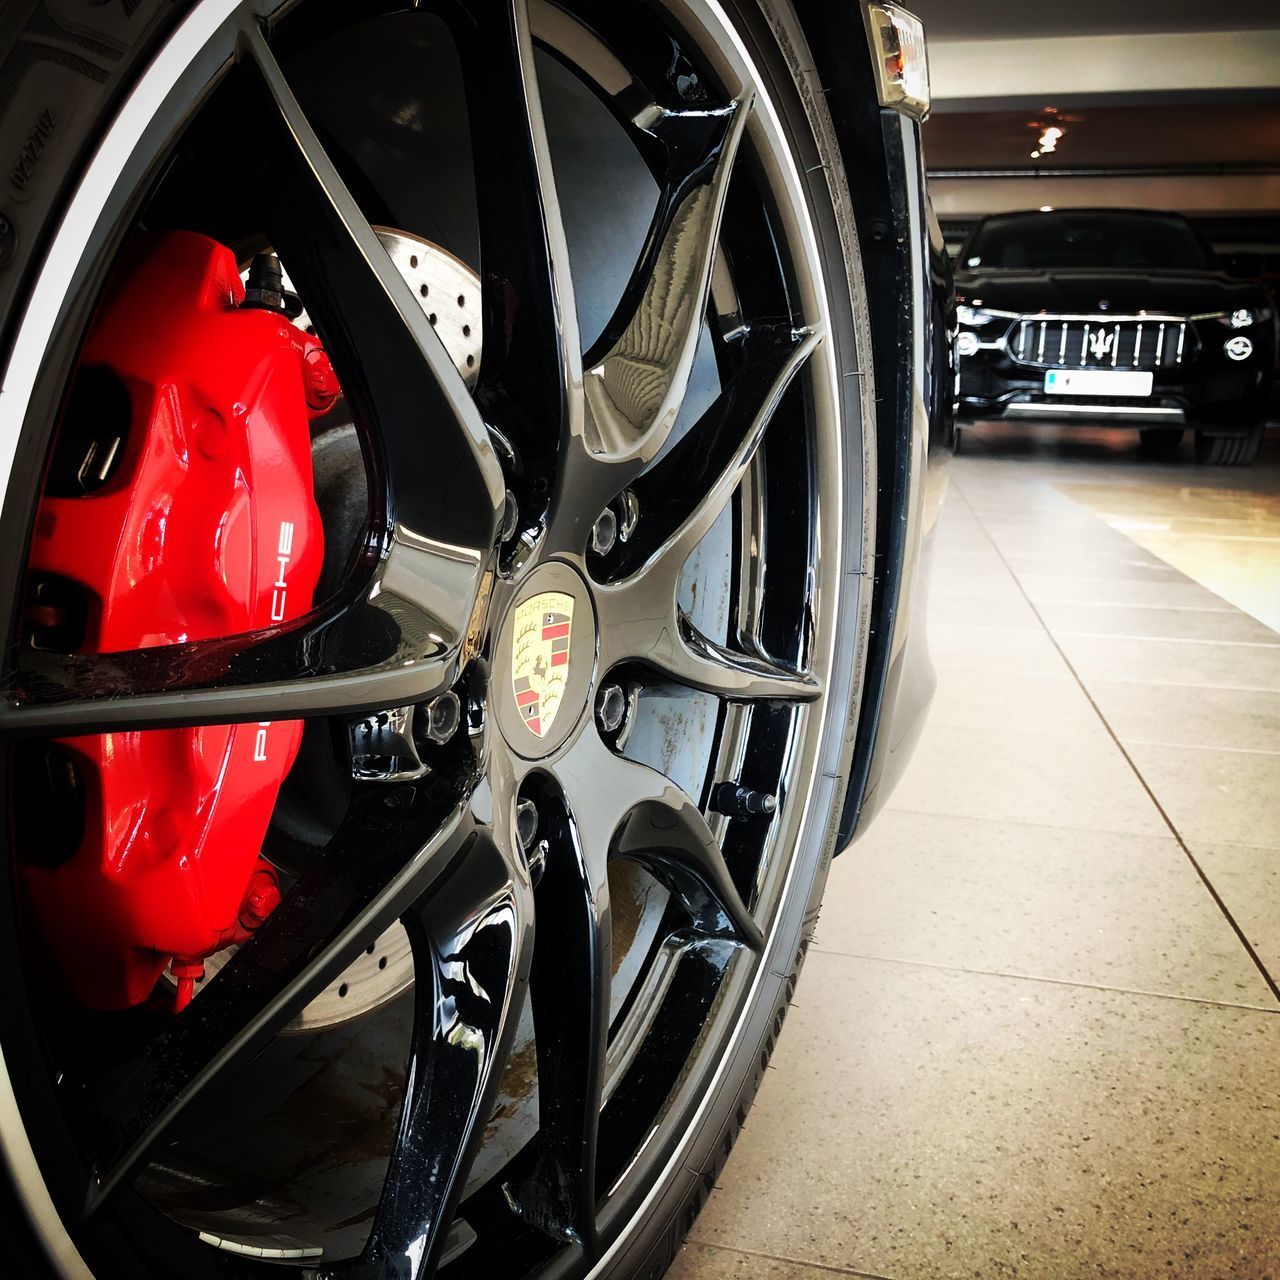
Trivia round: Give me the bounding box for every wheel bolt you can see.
[425,691,462,744]
[516,799,539,850]
[711,782,777,818]
[596,683,627,736]
[590,507,618,556]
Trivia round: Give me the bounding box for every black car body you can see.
[953,210,1277,464]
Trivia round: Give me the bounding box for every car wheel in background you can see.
[1194,424,1265,466]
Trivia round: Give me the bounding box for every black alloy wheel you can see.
[0,2,875,1278]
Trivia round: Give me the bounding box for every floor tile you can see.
[929,571,1030,605]
[1002,554,1182,583]
[689,954,1280,1280]
[1196,843,1280,983]
[1053,633,1280,692]
[1087,680,1280,753]
[885,721,1167,838]
[1123,743,1280,851]
[667,1242,888,1280]
[925,591,1044,631]
[816,810,1274,1008]
[926,668,1103,738]
[926,623,1066,675]
[1015,574,1236,610]
[1034,599,1279,644]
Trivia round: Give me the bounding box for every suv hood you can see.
[954,269,1266,316]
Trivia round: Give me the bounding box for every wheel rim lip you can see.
[0,0,863,1273]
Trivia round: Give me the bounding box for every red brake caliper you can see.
[20,230,338,1012]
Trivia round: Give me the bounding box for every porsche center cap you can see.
[495,563,596,758]
[511,591,575,739]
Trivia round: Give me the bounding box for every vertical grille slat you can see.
[1008,315,1192,371]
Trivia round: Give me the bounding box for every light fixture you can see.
[1038,125,1065,154]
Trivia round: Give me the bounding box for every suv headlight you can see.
[956,305,1016,327]
[1194,307,1274,328]
[1229,307,1272,328]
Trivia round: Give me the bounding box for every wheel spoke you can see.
[503,799,609,1247]
[360,790,533,1279]
[582,93,752,465]
[559,734,761,949]
[599,326,820,582]
[0,617,463,737]
[597,591,821,705]
[238,20,504,554]
[73,784,477,1219]
[441,0,583,477]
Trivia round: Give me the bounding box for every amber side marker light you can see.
[867,3,931,121]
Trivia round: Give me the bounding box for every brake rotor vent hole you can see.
[25,573,91,652]
[338,983,349,999]
[420,284,429,297]
[12,742,85,868]
[409,255,418,268]
[457,294,465,307]
[378,957,388,971]
[46,366,131,497]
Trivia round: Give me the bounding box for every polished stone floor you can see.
[670,424,1280,1280]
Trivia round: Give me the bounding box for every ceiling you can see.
[915,1,1280,222]
[908,0,1280,41]
[925,103,1280,172]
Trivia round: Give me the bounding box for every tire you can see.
[1194,424,1264,466]
[0,3,877,1278]
[1138,428,1184,459]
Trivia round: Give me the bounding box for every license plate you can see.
[1044,369,1154,397]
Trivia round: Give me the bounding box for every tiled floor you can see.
[669,424,1280,1280]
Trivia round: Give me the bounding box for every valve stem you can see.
[711,782,777,819]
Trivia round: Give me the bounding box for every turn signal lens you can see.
[868,4,931,120]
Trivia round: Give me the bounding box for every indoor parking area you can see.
[4,3,1280,1280]
[672,4,1280,1279]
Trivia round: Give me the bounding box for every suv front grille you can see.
[1008,316,1193,371]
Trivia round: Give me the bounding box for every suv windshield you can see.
[964,212,1211,272]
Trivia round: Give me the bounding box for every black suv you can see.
[954,209,1277,465]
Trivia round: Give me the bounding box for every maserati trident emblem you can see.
[1088,328,1116,361]
[511,592,574,738]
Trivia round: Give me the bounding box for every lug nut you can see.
[596,683,627,736]
[425,691,462,745]
[516,799,539,850]
[711,782,778,818]
[590,507,618,556]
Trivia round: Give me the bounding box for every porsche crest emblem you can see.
[511,592,574,739]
